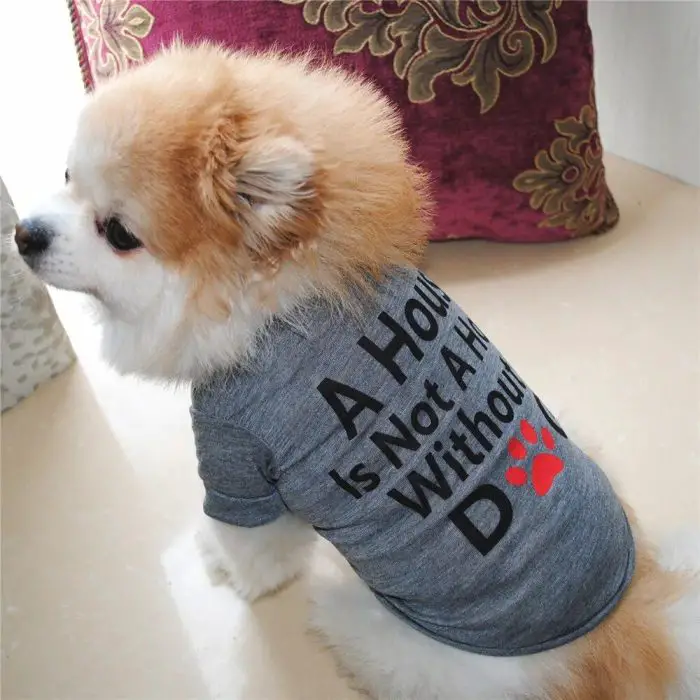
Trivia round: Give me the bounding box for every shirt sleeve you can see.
[191,410,287,527]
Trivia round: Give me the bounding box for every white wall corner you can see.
[589,0,700,186]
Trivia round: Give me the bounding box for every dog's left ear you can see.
[235,136,314,209]
[201,129,319,274]
[194,133,318,317]
[232,135,322,265]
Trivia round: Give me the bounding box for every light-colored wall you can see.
[589,0,700,186]
[0,0,84,214]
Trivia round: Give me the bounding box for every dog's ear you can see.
[233,136,321,264]
[201,128,320,270]
[235,136,314,208]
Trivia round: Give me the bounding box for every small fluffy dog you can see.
[16,44,700,699]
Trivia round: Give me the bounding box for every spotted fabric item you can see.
[1,178,76,411]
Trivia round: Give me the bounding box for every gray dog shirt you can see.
[191,268,635,657]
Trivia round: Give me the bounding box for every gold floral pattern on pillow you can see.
[281,0,563,113]
[513,87,620,236]
[78,0,154,82]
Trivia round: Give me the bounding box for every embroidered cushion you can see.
[67,0,619,242]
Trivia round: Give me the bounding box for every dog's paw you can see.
[195,524,241,588]
[195,514,316,602]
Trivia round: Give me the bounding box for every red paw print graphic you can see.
[505,420,564,496]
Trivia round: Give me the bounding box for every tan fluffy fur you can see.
[81,43,431,318]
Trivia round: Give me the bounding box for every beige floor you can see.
[2,156,699,700]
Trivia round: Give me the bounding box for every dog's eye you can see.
[103,218,143,252]
[64,169,70,184]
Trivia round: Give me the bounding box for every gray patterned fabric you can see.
[1,177,75,411]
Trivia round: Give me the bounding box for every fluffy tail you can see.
[549,530,700,700]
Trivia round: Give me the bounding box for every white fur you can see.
[659,532,700,700]
[308,538,700,700]
[196,513,317,601]
[307,561,571,700]
[19,185,207,379]
[20,188,174,320]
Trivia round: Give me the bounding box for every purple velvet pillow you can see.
[68,0,619,243]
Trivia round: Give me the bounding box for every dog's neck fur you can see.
[95,260,340,385]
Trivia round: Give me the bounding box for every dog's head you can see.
[16,44,430,380]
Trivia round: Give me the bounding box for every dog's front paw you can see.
[195,524,242,588]
[196,514,316,602]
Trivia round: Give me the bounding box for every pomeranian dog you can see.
[15,44,700,699]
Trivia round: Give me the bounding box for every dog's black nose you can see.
[15,220,51,257]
